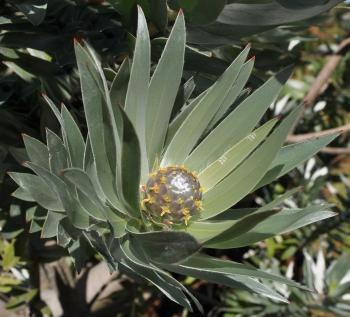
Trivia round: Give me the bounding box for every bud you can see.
[142,166,203,226]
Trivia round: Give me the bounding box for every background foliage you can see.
[1,0,350,316]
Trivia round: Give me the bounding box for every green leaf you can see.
[68,237,91,273]
[204,209,279,248]
[119,247,196,311]
[107,0,136,16]
[22,134,49,169]
[204,57,254,133]
[2,241,20,271]
[28,206,47,233]
[9,172,64,211]
[74,41,122,211]
[129,231,201,264]
[117,237,202,313]
[206,205,335,249]
[57,217,81,247]
[24,162,90,229]
[326,254,350,288]
[110,58,130,109]
[30,218,44,233]
[256,133,339,189]
[186,66,292,172]
[117,106,141,216]
[62,168,107,221]
[201,104,303,219]
[43,94,62,125]
[83,231,117,270]
[169,0,226,26]
[184,219,239,243]
[41,211,66,238]
[46,129,68,175]
[148,0,168,31]
[187,0,341,45]
[258,187,302,213]
[26,205,47,222]
[61,105,85,169]
[10,0,47,25]
[124,6,150,182]
[0,276,20,287]
[198,118,278,191]
[146,11,185,168]
[172,76,196,117]
[105,209,127,238]
[165,253,308,290]
[6,289,38,310]
[165,88,207,148]
[162,45,250,166]
[11,187,34,202]
[163,259,288,302]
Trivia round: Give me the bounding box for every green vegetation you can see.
[1,1,350,316]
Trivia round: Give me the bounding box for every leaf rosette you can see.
[9,7,338,311]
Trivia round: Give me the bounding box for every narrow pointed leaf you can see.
[206,54,253,132]
[83,231,117,270]
[201,104,303,219]
[11,187,34,202]
[198,118,277,191]
[9,172,64,211]
[124,7,150,181]
[146,11,186,167]
[42,211,66,238]
[184,219,239,243]
[205,209,279,248]
[62,168,107,221]
[43,94,62,125]
[116,106,141,217]
[119,243,195,311]
[165,88,207,148]
[61,105,85,168]
[256,133,339,189]
[75,42,121,210]
[22,134,49,169]
[165,253,308,290]
[105,209,127,238]
[57,217,81,247]
[46,129,68,175]
[130,231,201,264]
[186,66,293,172]
[205,205,335,249]
[24,162,90,229]
[258,187,302,213]
[110,58,130,109]
[326,254,350,287]
[162,45,250,166]
[163,261,288,303]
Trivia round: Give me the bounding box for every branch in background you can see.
[287,37,350,153]
[321,146,350,154]
[287,123,350,143]
[303,37,350,107]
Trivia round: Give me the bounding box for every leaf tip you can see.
[136,4,143,12]
[73,36,84,45]
[22,161,29,167]
[59,169,65,177]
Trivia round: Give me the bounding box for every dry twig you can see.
[287,37,350,154]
